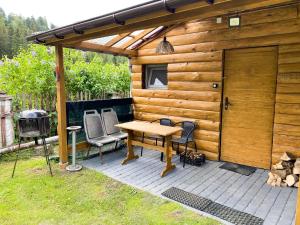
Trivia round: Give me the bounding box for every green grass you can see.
[0,157,220,225]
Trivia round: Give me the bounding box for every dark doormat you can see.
[219,162,256,176]
[162,187,263,225]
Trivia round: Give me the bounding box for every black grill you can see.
[12,109,53,178]
[18,110,50,139]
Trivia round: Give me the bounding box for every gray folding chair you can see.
[101,108,128,150]
[83,110,119,161]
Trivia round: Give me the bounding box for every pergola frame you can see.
[28,0,300,223]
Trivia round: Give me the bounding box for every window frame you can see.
[144,64,168,90]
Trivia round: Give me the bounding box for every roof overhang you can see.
[27,0,297,57]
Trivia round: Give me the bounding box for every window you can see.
[144,64,167,89]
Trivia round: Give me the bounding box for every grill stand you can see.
[12,136,53,178]
[66,126,82,172]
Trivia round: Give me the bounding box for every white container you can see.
[0,92,14,148]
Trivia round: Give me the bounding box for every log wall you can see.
[131,3,300,161]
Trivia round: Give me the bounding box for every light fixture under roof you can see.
[156,36,174,54]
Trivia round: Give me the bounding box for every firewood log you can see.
[280,152,292,161]
[271,169,289,179]
[281,182,288,187]
[293,167,300,175]
[272,161,284,170]
[295,159,300,167]
[267,172,275,185]
[282,161,294,169]
[286,174,299,187]
[275,177,282,187]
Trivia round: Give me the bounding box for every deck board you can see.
[81,148,297,225]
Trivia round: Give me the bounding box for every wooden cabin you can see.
[130,3,300,170]
[27,0,300,223]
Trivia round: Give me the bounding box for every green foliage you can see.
[0,8,50,58]
[0,44,130,103]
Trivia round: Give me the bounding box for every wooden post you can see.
[55,46,68,168]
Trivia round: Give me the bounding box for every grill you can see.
[18,110,50,139]
[12,109,53,177]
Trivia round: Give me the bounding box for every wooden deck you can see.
[81,148,297,225]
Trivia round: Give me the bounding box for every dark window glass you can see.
[144,65,167,89]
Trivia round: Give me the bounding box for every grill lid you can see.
[20,109,48,118]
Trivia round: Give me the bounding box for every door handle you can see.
[224,97,231,110]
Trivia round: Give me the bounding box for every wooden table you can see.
[116,121,182,177]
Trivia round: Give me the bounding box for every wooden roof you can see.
[27,0,296,57]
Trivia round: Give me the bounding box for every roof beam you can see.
[44,0,295,46]
[66,41,137,57]
[120,28,156,49]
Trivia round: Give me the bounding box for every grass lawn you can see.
[0,156,220,225]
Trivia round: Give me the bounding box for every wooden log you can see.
[267,172,275,185]
[0,136,58,154]
[168,81,221,92]
[131,51,222,64]
[168,61,222,72]
[295,158,300,167]
[274,134,300,147]
[133,97,220,112]
[133,111,220,132]
[138,32,300,56]
[277,73,300,84]
[134,104,220,121]
[272,161,284,170]
[282,160,294,169]
[142,18,300,49]
[293,167,300,175]
[277,84,300,94]
[275,104,300,116]
[271,169,290,179]
[286,174,299,186]
[279,62,300,73]
[276,93,300,104]
[165,5,298,37]
[168,71,222,82]
[131,89,221,102]
[279,43,300,53]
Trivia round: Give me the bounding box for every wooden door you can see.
[221,47,277,169]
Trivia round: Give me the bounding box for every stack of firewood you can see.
[267,152,299,188]
[179,150,206,166]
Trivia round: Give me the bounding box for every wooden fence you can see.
[13,91,130,112]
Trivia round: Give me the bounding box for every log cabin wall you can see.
[130,3,300,162]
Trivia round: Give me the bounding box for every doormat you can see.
[219,162,256,176]
[162,187,263,225]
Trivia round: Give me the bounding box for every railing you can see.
[13,91,130,112]
[66,97,133,144]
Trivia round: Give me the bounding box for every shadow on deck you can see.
[81,147,297,225]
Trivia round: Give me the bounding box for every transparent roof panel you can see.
[128,39,143,50]
[143,26,164,39]
[113,36,133,47]
[131,30,144,36]
[88,35,116,45]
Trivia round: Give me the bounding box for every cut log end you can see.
[286,174,299,187]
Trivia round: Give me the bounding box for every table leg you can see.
[122,130,139,165]
[161,135,175,177]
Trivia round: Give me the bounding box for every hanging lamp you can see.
[156,36,174,54]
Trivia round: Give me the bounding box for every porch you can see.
[82,148,297,225]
